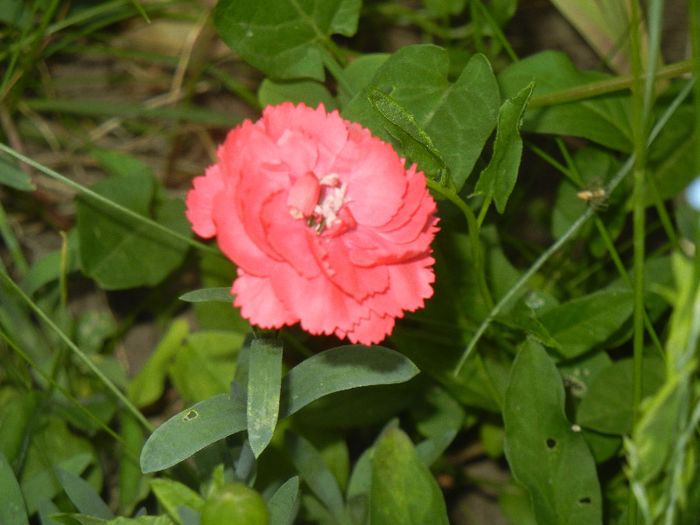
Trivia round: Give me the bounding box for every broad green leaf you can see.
[498,51,632,152]
[278,345,419,418]
[370,427,449,525]
[475,82,534,213]
[285,432,347,521]
[140,392,246,473]
[337,54,390,106]
[504,340,602,525]
[576,357,665,434]
[346,448,372,524]
[0,153,35,191]
[55,468,114,520]
[21,453,93,515]
[127,319,189,408]
[344,46,500,189]
[268,476,300,525]
[247,338,283,458]
[213,0,361,81]
[75,175,190,289]
[538,289,634,359]
[0,450,28,525]
[179,287,233,303]
[150,478,204,521]
[258,79,337,110]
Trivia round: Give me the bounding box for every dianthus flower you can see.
[185,103,438,344]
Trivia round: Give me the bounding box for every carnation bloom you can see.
[185,102,438,344]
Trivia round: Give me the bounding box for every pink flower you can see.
[185,103,438,344]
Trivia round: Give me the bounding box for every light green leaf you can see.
[576,357,665,434]
[0,153,35,191]
[279,345,419,418]
[150,478,205,522]
[370,427,449,525]
[247,338,283,458]
[21,453,93,515]
[75,175,190,289]
[0,450,28,525]
[179,287,233,303]
[344,46,500,189]
[54,467,114,520]
[475,82,534,213]
[499,51,632,151]
[503,340,602,525]
[213,0,361,81]
[127,319,189,408]
[268,476,300,525]
[140,392,247,473]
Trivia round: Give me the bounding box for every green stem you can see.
[0,143,222,257]
[0,268,153,432]
[427,179,494,310]
[528,59,691,109]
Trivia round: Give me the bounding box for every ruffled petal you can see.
[184,164,225,238]
[233,269,298,328]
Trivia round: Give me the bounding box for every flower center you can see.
[288,172,354,235]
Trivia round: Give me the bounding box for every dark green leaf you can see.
[247,338,283,458]
[504,340,602,525]
[475,82,534,213]
[54,468,114,520]
[75,175,190,289]
[498,51,632,151]
[577,357,665,435]
[370,427,449,525]
[344,46,500,189]
[279,345,419,418]
[258,79,337,110]
[213,0,360,81]
[140,392,246,473]
[0,450,28,525]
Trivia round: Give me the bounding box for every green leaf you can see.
[75,175,190,289]
[370,427,449,525]
[127,319,189,408]
[150,478,205,521]
[576,357,665,435]
[344,46,500,189]
[337,54,390,106]
[0,450,28,525]
[0,153,35,191]
[118,410,147,515]
[268,476,300,525]
[475,81,534,213]
[92,150,154,179]
[55,468,114,520]
[285,432,347,521]
[258,79,337,110]
[179,287,233,303]
[279,345,419,418]
[140,392,246,473]
[247,338,284,458]
[498,51,632,151]
[21,453,93,515]
[213,0,361,81]
[538,288,634,359]
[503,340,602,525]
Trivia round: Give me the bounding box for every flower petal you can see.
[185,164,225,238]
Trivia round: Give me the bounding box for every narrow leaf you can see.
[279,345,419,418]
[268,476,300,525]
[247,338,283,458]
[0,450,28,525]
[179,287,233,303]
[370,427,449,525]
[503,340,602,525]
[0,154,35,191]
[475,82,534,213]
[54,467,114,520]
[140,392,246,473]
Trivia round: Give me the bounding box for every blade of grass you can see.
[0,268,153,433]
[0,143,221,257]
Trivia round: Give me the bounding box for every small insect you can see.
[576,181,608,210]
